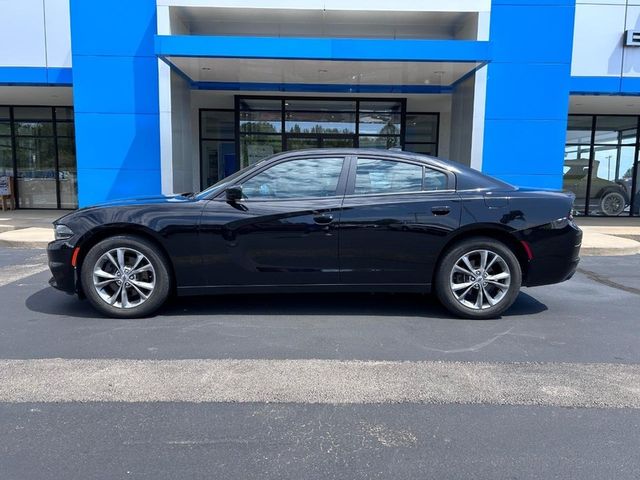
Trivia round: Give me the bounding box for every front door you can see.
[200,155,348,287]
[339,156,461,286]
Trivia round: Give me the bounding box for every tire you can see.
[599,191,626,216]
[435,237,522,320]
[80,235,171,318]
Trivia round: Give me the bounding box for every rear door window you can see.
[353,158,448,195]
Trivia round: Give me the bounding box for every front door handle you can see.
[313,213,334,225]
[432,206,451,216]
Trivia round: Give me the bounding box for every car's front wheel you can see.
[80,235,171,318]
[435,237,522,319]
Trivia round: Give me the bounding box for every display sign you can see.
[0,176,11,196]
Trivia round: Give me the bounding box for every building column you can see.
[69,0,161,207]
[482,0,576,189]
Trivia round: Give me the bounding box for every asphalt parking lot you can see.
[1,246,639,479]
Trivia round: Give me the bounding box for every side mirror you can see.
[225,185,243,202]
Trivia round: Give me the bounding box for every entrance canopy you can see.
[156,35,490,93]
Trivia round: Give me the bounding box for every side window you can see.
[423,167,449,191]
[354,158,423,195]
[241,157,344,199]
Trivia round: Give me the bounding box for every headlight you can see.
[54,224,74,240]
[548,215,576,230]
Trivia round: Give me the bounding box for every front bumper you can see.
[522,223,582,287]
[47,239,77,294]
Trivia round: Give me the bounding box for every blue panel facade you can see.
[69,0,161,207]
[1,0,638,211]
[483,0,576,189]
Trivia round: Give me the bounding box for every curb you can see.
[0,239,50,249]
[581,246,640,256]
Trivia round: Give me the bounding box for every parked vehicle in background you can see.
[48,149,582,320]
[563,159,629,216]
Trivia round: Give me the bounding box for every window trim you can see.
[344,155,455,197]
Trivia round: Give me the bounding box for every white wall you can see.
[170,73,194,193]
[572,0,640,77]
[449,75,475,166]
[0,0,71,68]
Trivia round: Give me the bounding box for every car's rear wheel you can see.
[81,235,170,318]
[599,191,625,216]
[435,237,522,319]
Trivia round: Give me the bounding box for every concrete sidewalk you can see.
[0,209,639,256]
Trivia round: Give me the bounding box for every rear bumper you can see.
[47,240,77,294]
[522,223,582,287]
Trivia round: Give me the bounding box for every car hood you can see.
[53,194,195,224]
[84,194,194,208]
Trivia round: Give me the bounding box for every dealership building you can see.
[1,0,639,216]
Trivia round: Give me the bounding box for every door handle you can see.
[313,213,334,225]
[431,206,451,216]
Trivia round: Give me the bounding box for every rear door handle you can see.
[313,213,334,225]
[431,206,451,216]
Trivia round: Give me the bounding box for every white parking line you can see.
[0,263,49,287]
[1,359,639,408]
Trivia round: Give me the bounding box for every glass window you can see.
[240,110,282,134]
[404,143,437,156]
[286,111,356,134]
[358,112,401,135]
[594,116,637,145]
[354,158,423,195]
[0,137,13,177]
[358,136,400,149]
[405,114,438,143]
[0,106,77,209]
[15,121,54,137]
[563,145,591,215]
[57,137,78,209]
[588,145,635,216]
[239,98,281,111]
[240,134,282,167]
[201,140,235,189]
[424,168,449,191]
[55,122,75,138]
[359,101,402,136]
[13,107,52,121]
[54,107,74,121]
[15,137,57,208]
[241,157,344,199]
[201,110,234,139]
[566,116,593,145]
[286,99,356,112]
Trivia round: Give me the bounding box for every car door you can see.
[339,155,461,287]
[199,155,348,288]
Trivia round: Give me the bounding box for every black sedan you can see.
[47,149,582,319]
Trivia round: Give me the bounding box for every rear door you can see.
[339,155,461,287]
[199,155,348,287]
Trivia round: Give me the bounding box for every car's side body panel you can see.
[339,193,462,286]
[198,197,343,289]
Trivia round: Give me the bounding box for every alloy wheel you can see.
[92,247,156,309]
[601,192,625,216]
[449,249,511,310]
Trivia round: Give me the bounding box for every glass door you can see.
[286,136,320,151]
